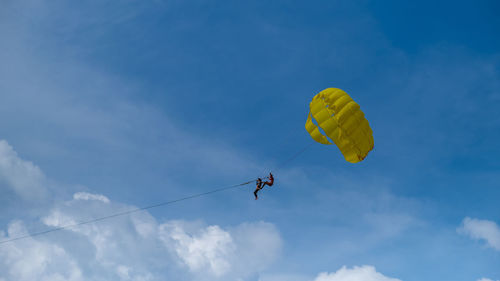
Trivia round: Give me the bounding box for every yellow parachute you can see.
[305,88,374,163]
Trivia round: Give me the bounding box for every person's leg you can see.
[262,181,273,188]
[254,189,259,199]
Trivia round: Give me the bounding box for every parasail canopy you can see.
[305,88,374,163]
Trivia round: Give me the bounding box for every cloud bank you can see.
[1,191,282,281]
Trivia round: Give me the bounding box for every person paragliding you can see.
[262,172,274,188]
[253,173,274,200]
[253,87,373,200]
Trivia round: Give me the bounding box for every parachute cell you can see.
[305,88,374,163]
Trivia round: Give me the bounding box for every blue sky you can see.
[1,0,499,280]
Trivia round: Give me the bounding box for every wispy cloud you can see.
[0,140,47,201]
[458,217,500,251]
[73,192,110,203]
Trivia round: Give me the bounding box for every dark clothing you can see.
[254,178,263,199]
[254,174,273,200]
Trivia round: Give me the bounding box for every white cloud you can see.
[313,266,401,281]
[275,266,404,281]
[41,195,166,280]
[0,221,83,281]
[160,222,234,276]
[0,140,47,201]
[159,220,282,280]
[0,192,282,281]
[73,192,110,203]
[478,278,500,281]
[458,217,500,251]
